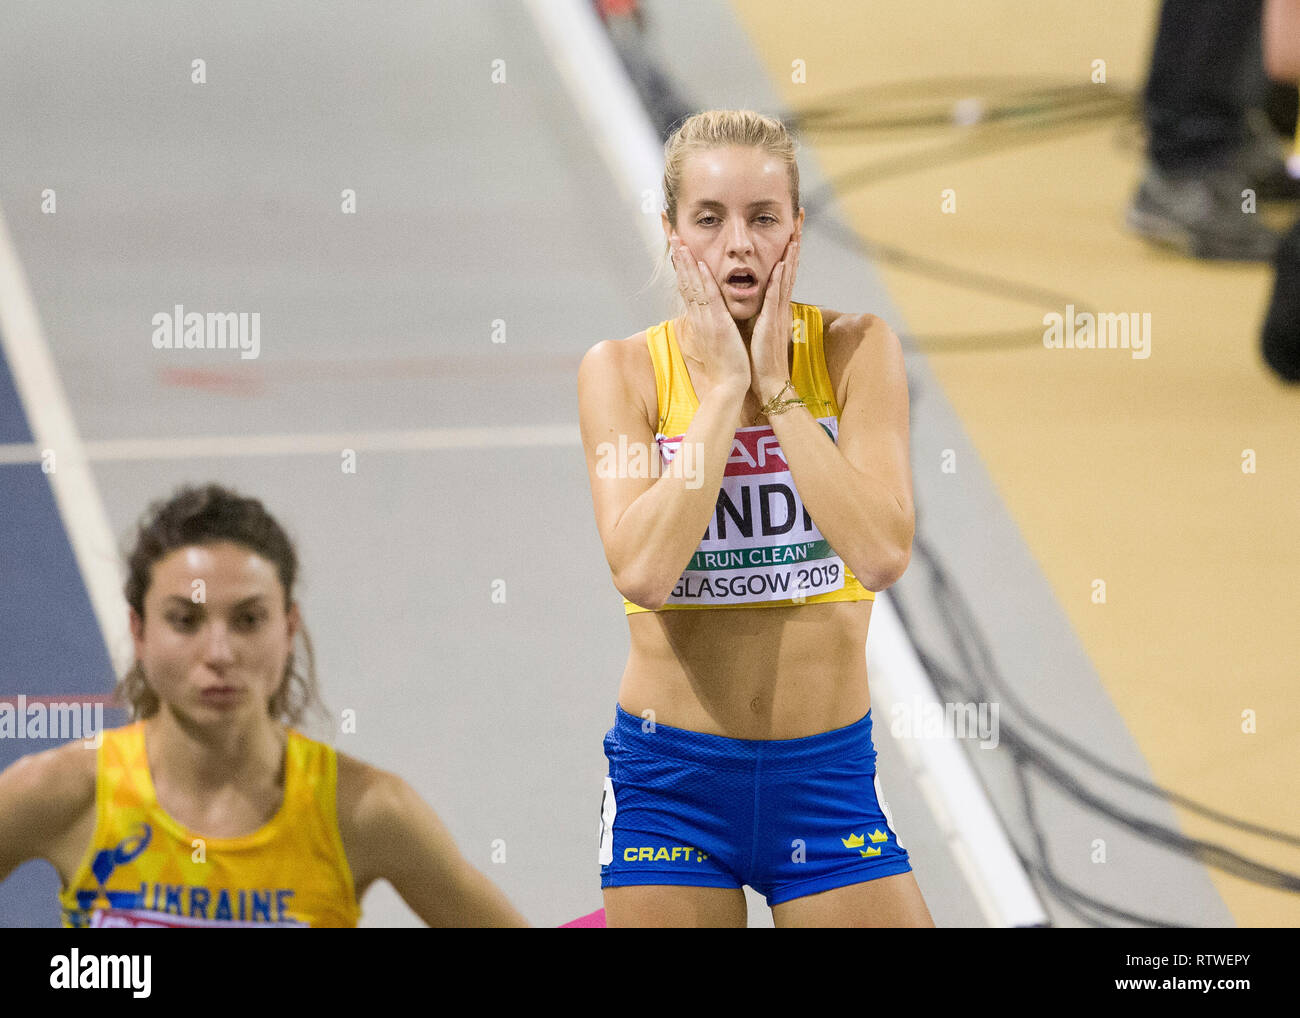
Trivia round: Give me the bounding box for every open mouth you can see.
[725,269,758,294]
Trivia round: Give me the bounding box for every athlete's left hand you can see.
[749,234,799,406]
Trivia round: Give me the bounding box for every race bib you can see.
[658,419,848,606]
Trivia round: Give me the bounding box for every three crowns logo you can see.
[841,829,889,857]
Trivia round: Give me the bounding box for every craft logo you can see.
[622,845,709,863]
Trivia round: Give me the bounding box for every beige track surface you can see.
[733,0,1300,925]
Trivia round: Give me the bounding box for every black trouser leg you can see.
[1143,0,1265,173]
[1262,219,1300,381]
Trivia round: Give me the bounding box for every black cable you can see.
[913,633,1300,893]
[889,534,1300,929]
[781,71,1300,916]
[791,83,1137,351]
[908,528,1300,848]
[1014,765,1186,929]
[799,92,1134,198]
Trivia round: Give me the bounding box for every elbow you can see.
[857,496,915,591]
[857,551,909,592]
[612,560,671,611]
[854,530,913,592]
[886,545,912,588]
[618,583,665,612]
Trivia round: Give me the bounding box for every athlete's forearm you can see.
[1264,0,1300,80]
[452,864,530,928]
[609,381,748,609]
[765,402,912,590]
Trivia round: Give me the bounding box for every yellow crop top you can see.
[623,301,876,613]
[59,722,360,928]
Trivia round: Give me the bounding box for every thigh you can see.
[770,871,934,928]
[599,708,753,912]
[604,885,748,928]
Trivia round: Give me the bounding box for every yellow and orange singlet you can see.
[59,723,359,928]
[623,301,876,613]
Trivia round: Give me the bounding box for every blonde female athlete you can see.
[0,484,526,927]
[578,110,935,927]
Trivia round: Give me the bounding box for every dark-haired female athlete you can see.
[0,484,526,927]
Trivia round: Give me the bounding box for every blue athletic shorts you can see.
[598,703,912,906]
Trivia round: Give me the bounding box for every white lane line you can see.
[867,594,1049,927]
[525,0,1047,926]
[0,440,41,464]
[0,201,132,676]
[521,0,666,262]
[0,424,581,463]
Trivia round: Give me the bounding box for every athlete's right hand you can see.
[671,233,751,390]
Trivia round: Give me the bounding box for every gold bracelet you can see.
[766,397,806,416]
[759,380,805,417]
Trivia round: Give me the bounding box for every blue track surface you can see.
[0,335,123,927]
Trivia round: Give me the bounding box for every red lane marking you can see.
[156,354,581,393]
[259,354,582,381]
[559,908,606,928]
[158,367,262,396]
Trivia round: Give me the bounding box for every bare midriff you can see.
[619,599,873,740]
